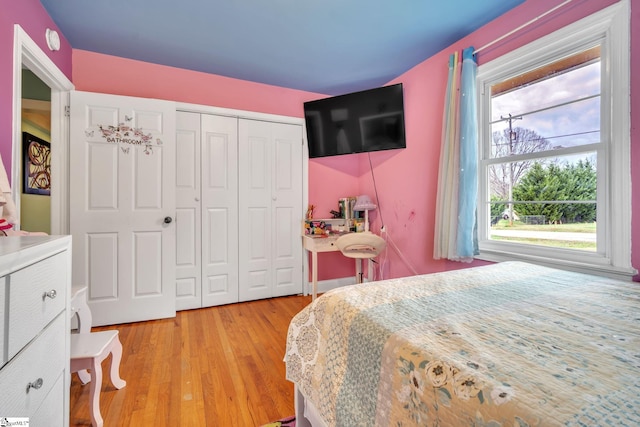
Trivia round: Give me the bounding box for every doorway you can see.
[21,70,51,234]
[12,24,73,235]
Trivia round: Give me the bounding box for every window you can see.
[476,1,634,279]
[489,48,600,249]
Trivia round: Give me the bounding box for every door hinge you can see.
[65,105,70,117]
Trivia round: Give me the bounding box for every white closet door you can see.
[238,119,303,301]
[175,111,202,310]
[271,122,304,297]
[69,91,176,326]
[201,114,239,306]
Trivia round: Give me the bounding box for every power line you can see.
[492,129,600,148]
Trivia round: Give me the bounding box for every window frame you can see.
[475,0,634,280]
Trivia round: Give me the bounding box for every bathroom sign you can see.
[95,121,163,155]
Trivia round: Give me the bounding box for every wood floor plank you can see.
[70,295,311,426]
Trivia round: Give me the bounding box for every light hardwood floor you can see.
[69,295,313,426]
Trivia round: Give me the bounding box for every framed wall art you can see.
[22,132,51,195]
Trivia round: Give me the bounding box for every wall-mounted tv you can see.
[304,83,406,158]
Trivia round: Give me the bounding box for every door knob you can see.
[164,216,173,224]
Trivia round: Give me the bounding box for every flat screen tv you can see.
[304,83,406,158]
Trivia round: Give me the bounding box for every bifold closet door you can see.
[175,111,202,310]
[238,119,303,301]
[175,112,238,310]
[200,114,239,306]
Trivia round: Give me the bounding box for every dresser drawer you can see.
[0,312,65,417]
[31,372,65,427]
[304,236,339,252]
[8,251,68,360]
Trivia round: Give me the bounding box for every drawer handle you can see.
[27,378,44,393]
[42,289,57,300]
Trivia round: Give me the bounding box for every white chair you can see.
[335,232,386,283]
[70,286,126,427]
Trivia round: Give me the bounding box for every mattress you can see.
[285,261,640,426]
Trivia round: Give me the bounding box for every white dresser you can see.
[0,236,72,426]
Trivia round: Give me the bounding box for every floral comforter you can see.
[285,262,640,426]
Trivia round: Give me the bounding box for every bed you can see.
[285,261,640,426]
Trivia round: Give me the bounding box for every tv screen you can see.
[304,83,406,158]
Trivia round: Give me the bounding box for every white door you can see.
[70,91,176,326]
[238,119,303,301]
[201,114,239,306]
[175,112,239,309]
[175,111,202,310]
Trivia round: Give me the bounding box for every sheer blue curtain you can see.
[434,47,478,262]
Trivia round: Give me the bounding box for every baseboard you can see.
[305,276,356,296]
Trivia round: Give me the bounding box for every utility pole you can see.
[500,113,522,225]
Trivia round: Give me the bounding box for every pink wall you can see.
[2,0,636,282]
[72,0,639,283]
[0,0,72,178]
[328,0,638,281]
[73,50,324,119]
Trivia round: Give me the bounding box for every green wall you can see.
[21,70,51,234]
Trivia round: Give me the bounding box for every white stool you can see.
[70,287,126,427]
[335,232,386,283]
